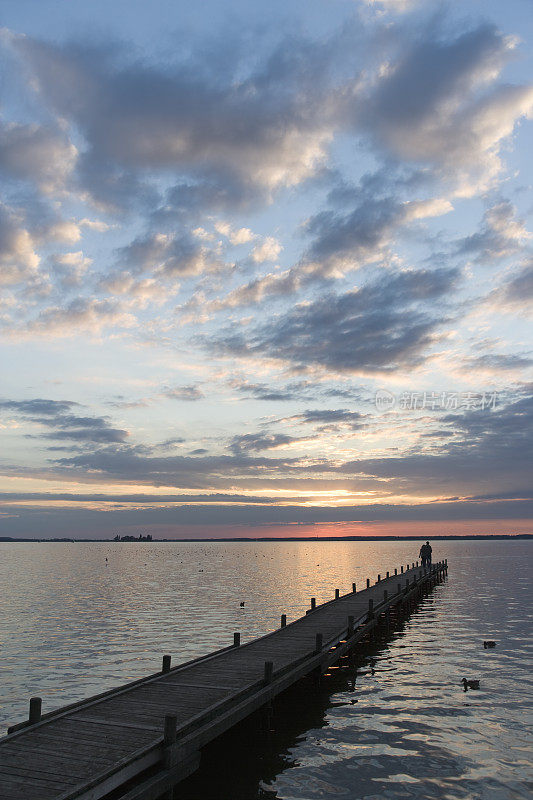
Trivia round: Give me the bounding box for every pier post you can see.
[347,615,354,637]
[383,590,388,602]
[367,599,374,619]
[162,655,171,673]
[394,568,397,575]
[28,697,41,726]
[162,714,177,799]
[281,614,287,628]
[264,661,274,685]
[366,578,370,588]
[310,598,316,610]
[401,566,404,573]
[233,632,241,647]
[397,583,401,595]
[377,574,381,583]
[386,571,389,579]
[163,714,177,751]
[352,582,356,593]
[315,633,323,653]
[335,588,340,599]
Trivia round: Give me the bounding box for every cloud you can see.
[9,31,338,211]
[5,19,530,220]
[210,266,460,374]
[459,201,531,261]
[229,379,309,402]
[0,491,303,504]
[291,409,365,431]
[100,272,171,307]
[0,203,40,286]
[116,231,224,280]
[251,236,283,263]
[462,353,533,373]
[229,432,307,453]
[0,397,129,444]
[340,394,533,496]
[489,259,533,313]
[0,398,78,415]
[214,221,255,245]
[176,191,454,324]
[176,267,310,323]
[51,447,303,490]
[24,297,135,336]
[0,120,77,193]
[358,25,533,195]
[162,385,204,401]
[305,195,452,268]
[49,251,92,289]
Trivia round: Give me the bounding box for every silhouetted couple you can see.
[419,541,432,568]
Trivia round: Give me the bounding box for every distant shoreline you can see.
[0,534,531,543]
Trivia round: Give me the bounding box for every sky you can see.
[0,0,532,540]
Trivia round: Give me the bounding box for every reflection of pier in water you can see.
[0,560,447,800]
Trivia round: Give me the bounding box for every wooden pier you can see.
[0,560,447,800]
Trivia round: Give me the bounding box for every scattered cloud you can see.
[459,201,531,261]
[162,385,204,401]
[229,432,308,453]
[291,409,365,431]
[489,259,533,313]
[0,120,77,193]
[210,267,460,374]
[357,25,533,195]
[251,236,283,263]
[0,203,40,286]
[0,397,129,444]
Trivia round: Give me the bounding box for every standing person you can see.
[419,541,432,567]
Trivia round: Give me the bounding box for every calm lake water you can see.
[0,539,531,799]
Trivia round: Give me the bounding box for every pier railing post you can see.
[163,713,177,784]
[315,633,323,653]
[164,714,177,749]
[377,574,381,583]
[28,697,41,725]
[264,661,274,685]
[310,597,316,610]
[352,582,356,593]
[335,588,340,599]
[162,655,171,673]
[394,568,397,575]
[400,566,403,573]
[233,632,241,647]
[366,578,370,588]
[281,614,287,628]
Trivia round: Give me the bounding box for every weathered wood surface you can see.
[0,560,447,800]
